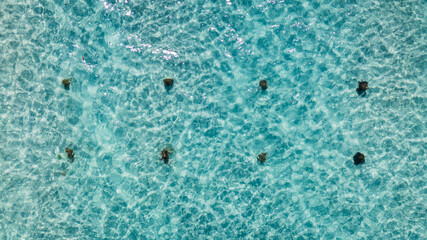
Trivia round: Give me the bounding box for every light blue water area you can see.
[0,0,425,239]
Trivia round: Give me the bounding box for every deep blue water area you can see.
[0,0,425,239]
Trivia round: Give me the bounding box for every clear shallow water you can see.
[0,0,425,239]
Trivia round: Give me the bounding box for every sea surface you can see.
[0,0,425,239]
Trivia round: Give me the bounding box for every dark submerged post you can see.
[62,78,72,90]
[259,80,268,90]
[353,152,365,165]
[65,148,74,162]
[356,81,368,96]
[257,153,267,163]
[161,149,169,164]
[164,78,174,91]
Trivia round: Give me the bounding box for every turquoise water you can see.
[0,0,426,239]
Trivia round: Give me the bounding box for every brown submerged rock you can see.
[62,78,72,89]
[164,78,174,89]
[161,149,169,164]
[356,81,368,96]
[259,80,268,90]
[257,153,267,163]
[65,148,74,162]
[353,152,365,165]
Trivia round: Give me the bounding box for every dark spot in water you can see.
[259,80,268,90]
[161,149,169,164]
[356,81,368,96]
[257,153,267,163]
[163,78,174,91]
[65,148,74,162]
[353,152,365,165]
[62,78,72,90]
